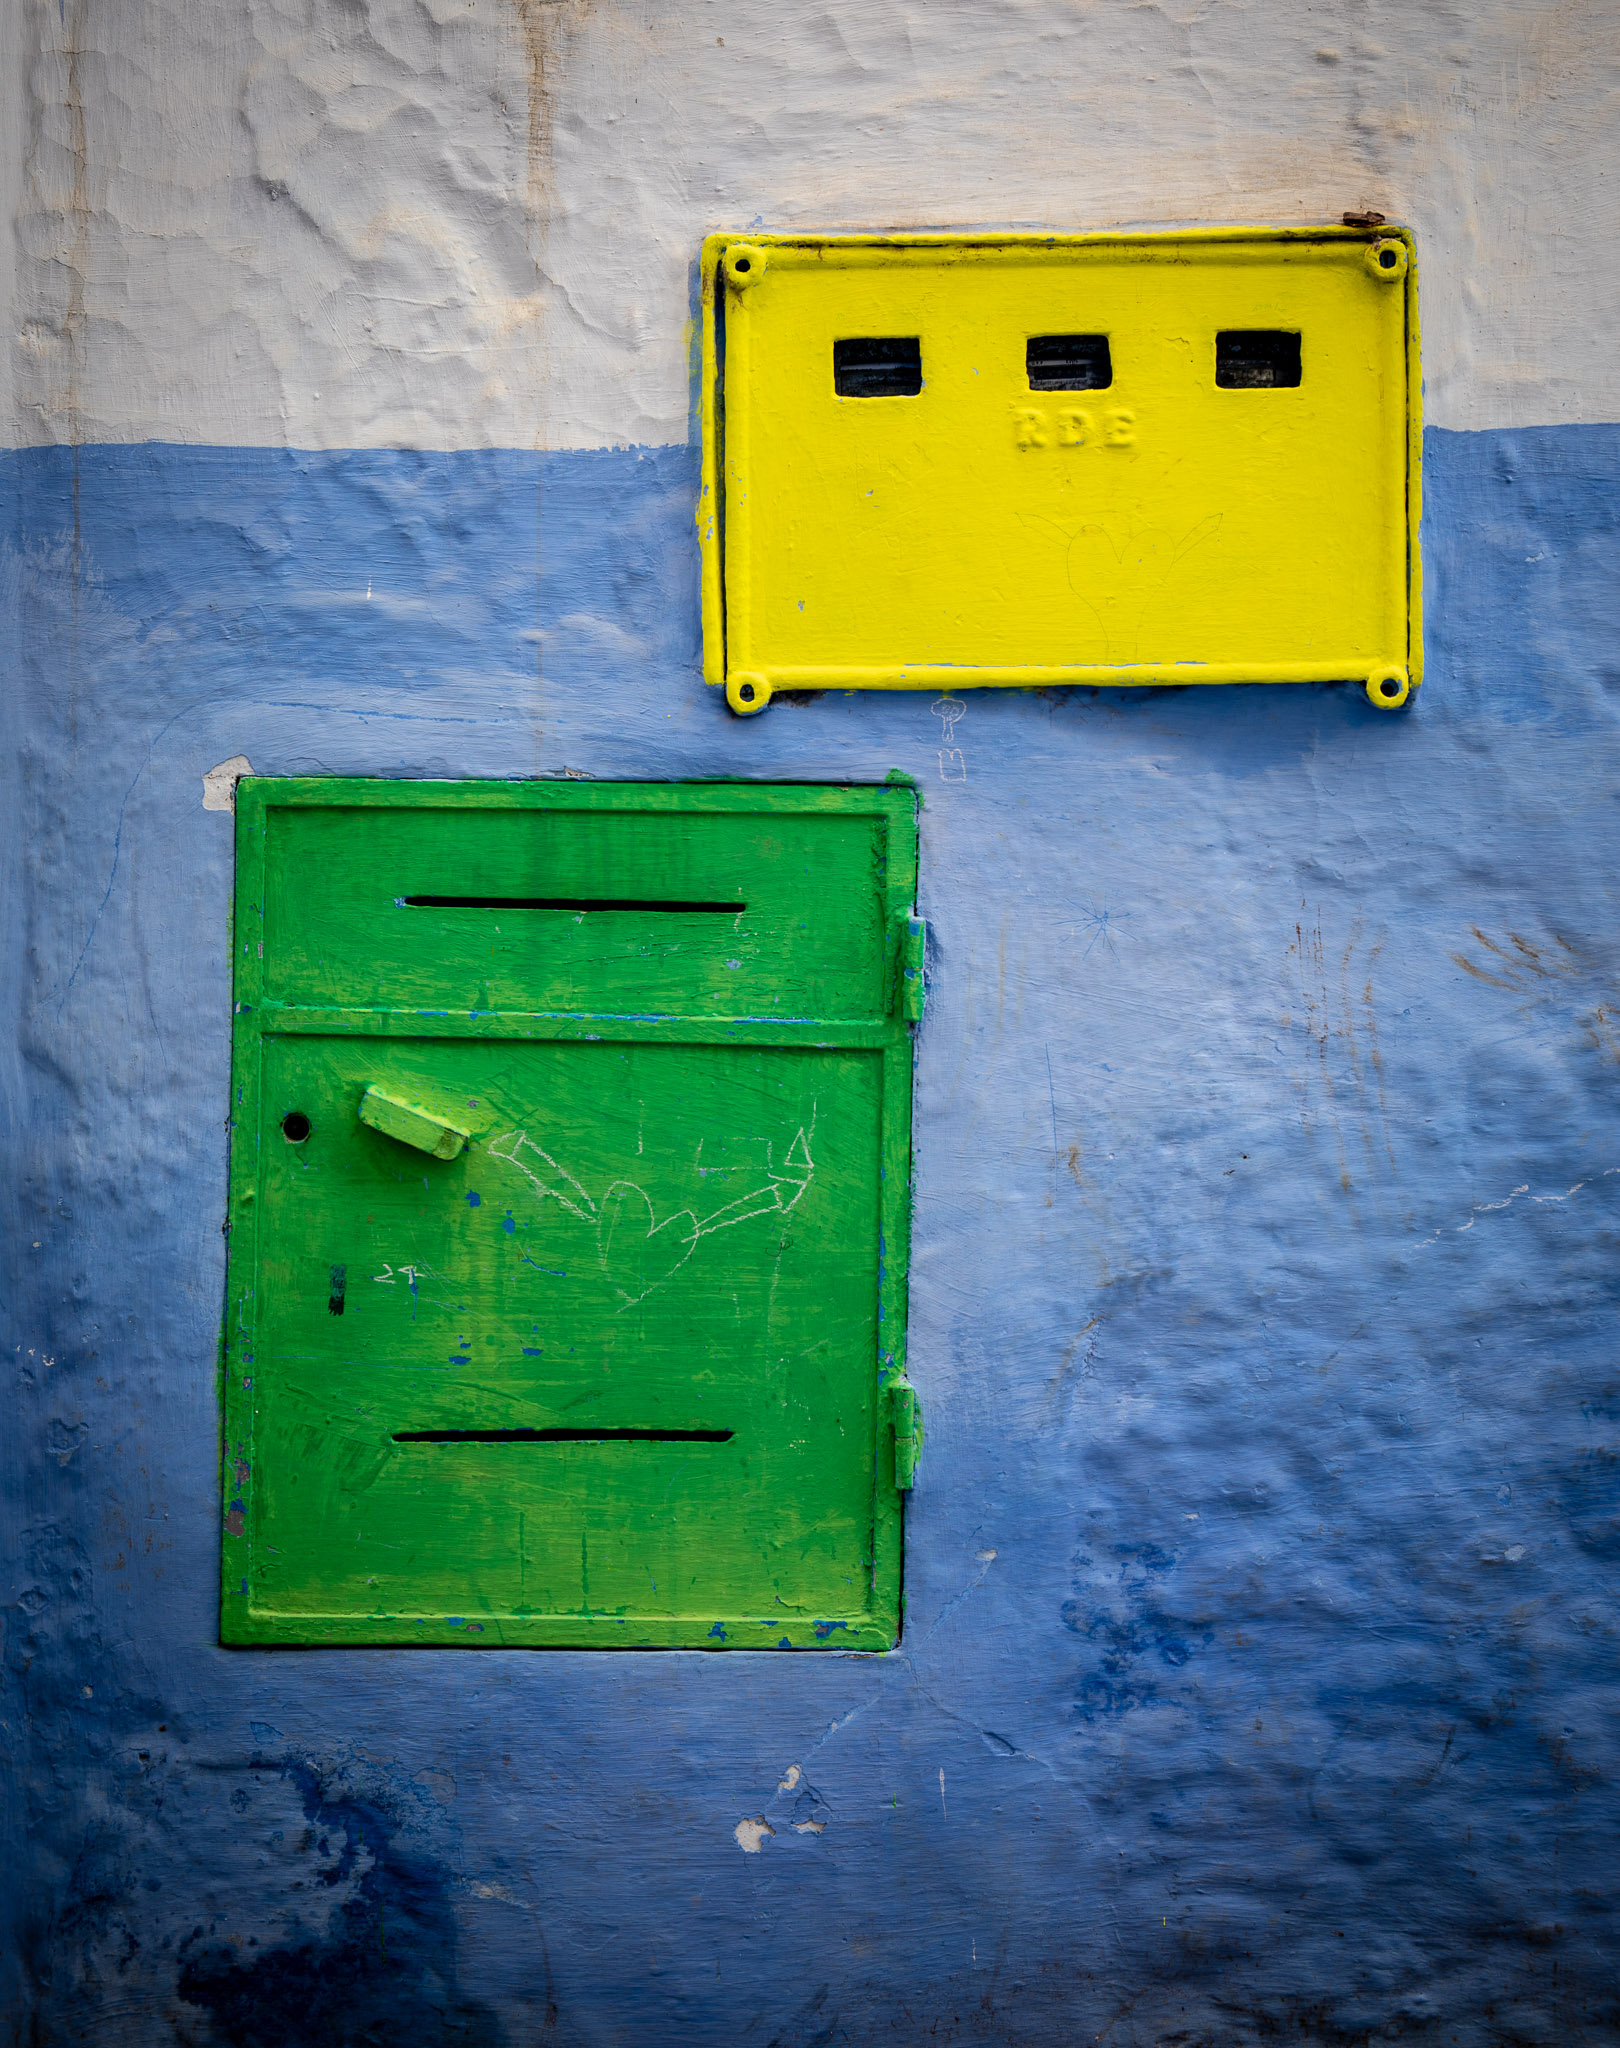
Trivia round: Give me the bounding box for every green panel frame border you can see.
[221,778,922,1651]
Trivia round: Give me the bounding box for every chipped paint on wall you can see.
[202,755,253,811]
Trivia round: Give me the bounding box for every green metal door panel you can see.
[261,798,890,1019]
[223,781,919,1649]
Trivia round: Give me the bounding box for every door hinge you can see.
[893,913,927,1022]
[889,1374,923,1490]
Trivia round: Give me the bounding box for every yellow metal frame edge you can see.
[696,224,1422,713]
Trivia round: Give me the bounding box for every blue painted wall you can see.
[4,427,1619,2044]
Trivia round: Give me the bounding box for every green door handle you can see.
[358,1085,470,1161]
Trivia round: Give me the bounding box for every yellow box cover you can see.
[698,229,1420,715]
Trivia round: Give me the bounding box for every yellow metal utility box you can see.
[698,229,1420,714]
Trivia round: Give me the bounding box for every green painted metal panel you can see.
[261,797,890,1017]
[222,780,921,1648]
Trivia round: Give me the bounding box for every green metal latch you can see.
[889,1374,923,1490]
[357,1085,470,1160]
[896,914,927,1022]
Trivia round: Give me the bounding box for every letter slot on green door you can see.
[222,780,923,1648]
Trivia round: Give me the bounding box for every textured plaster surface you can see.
[6,0,1620,450]
[6,1,1620,2041]
[0,0,21,443]
[3,429,1620,2043]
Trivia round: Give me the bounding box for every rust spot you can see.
[1450,952,1519,990]
[508,1,594,234]
[1582,1004,1620,1063]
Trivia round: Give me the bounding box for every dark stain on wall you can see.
[178,1759,503,2048]
[1062,1540,1211,1723]
[1559,1444,1620,1558]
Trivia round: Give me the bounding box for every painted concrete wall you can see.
[4,5,1619,2043]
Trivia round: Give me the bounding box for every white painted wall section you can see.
[8,0,1619,450]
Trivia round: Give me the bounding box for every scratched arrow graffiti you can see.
[488,1122,816,1307]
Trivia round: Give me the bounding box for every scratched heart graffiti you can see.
[594,1182,701,1303]
[488,1123,816,1307]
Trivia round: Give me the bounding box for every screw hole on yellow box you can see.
[1366,238,1408,281]
[1366,666,1410,709]
[727,671,772,715]
[724,244,765,289]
